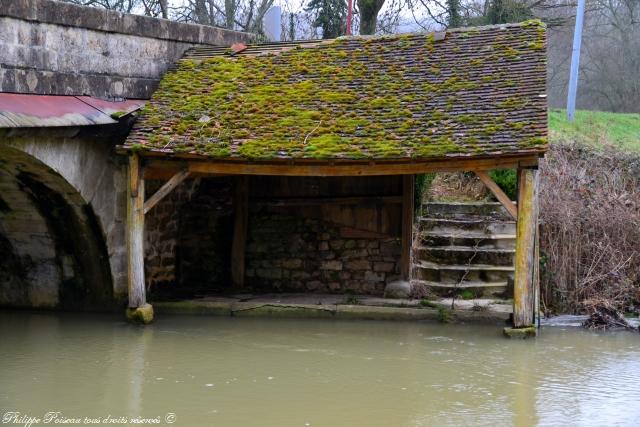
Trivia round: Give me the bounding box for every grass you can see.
[549,109,640,153]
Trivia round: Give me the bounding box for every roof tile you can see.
[124,20,548,161]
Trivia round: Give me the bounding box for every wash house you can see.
[121,21,548,329]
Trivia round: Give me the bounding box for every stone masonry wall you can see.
[0,0,254,98]
[246,211,402,295]
[143,178,402,298]
[144,177,234,298]
[144,179,198,291]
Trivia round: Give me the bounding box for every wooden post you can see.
[231,176,249,288]
[127,153,146,308]
[400,175,415,280]
[513,167,539,328]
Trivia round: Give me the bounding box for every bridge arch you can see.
[0,141,115,309]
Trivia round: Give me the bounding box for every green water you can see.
[1,311,639,426]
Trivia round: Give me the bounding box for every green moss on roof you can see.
[126,20,548,161]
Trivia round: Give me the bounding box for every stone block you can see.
[306,280,322,290]
[384,280,411,299]
[329,240,344,250]
[345,259,370,270]
[373,262,395,273]
[320,260,342,271]
[503,326,537,339]
[380,241,401,257]
[364,271,385,283]
[256,268,282,279]
[126,303,154,324]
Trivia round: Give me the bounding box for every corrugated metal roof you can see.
[0,93,146,128]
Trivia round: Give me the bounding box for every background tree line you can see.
[64,0,638,113]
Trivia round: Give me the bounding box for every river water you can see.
[1,311,639,427]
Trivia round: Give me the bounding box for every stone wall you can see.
[246,212,402,295]
[142,177,402,298]
[144,177,234,299]
[0,0,254,98]
[145,180,197,291]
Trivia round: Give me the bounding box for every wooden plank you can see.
[252,195,402,207]
[142,156,542,177]
[127,154,146,308]
[400,175,415,280]
[475,170,518,220]
[142,156,540,178]
[231,176,249,288]
[143,169,190,215]
[513,167,539,328]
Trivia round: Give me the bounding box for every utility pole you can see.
[567,0,586,122]
[346,0,354,35]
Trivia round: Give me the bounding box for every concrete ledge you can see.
[154,300,232,316]
[503,326,537,339]
[2,0,254,45]
[153,298,510,323]
[232,303,336,318]
[336,305,439,321]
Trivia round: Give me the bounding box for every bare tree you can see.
[547,0,639,112]
[174,0,275,33]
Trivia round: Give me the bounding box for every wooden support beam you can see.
[252,195,402,207]
[127,153,146,308]
[143,169,190,215]
[400,175,415,280]
[231,176,249,288]
[513,167,539,328]
[147,156,542,177]
[475,170,518,220]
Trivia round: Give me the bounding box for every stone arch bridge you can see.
[0,0,252,309]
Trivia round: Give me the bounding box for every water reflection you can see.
[0,311,639,426]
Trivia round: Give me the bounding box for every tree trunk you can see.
[357,0,384,35]
[225,0,236,29]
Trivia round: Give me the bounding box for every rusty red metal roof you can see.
[0,93,146,128]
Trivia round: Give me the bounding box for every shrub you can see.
[414,173,435,216]
[489,169,517,200]
[539,143,640,314]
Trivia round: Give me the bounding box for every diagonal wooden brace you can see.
[475,171,518,220]
[143,169,191,215]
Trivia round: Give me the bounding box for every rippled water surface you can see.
[1,311,639,426]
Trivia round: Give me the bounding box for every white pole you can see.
[263,6,282,42]
[567,0,586,122]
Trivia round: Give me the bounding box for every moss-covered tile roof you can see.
[124,20,548,161]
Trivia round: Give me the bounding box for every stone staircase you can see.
[412,201,516,298]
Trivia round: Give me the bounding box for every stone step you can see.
[411,279,509,298]
[413,260,514,284]
[419,231,516,249]
[422,201,514,219]
[414,246,515,266]
[419,217,516,235]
